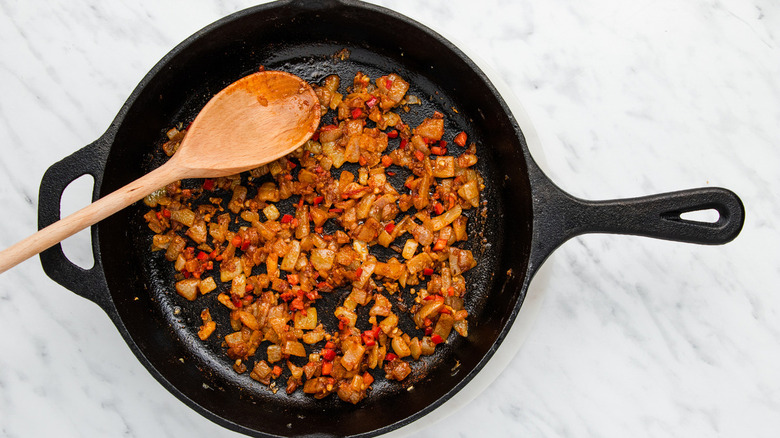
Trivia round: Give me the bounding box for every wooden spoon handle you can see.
[0,164,178,274]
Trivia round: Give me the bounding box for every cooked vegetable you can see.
[175,278,199,301]
[143,69,483,405]
[198,309,216,340]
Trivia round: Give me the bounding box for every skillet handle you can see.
[38,136,113,310]
[527,158,745,273]
[568,188,744,243]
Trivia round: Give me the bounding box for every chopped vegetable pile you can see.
[143,68,484,404]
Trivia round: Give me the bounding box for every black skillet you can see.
[36,0,745,437]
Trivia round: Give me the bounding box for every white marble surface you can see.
[1,0,779,437]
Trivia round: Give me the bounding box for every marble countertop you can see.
[1,0,778,437]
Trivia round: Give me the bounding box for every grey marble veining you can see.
[1,0,778,437]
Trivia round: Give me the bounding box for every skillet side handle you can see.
[38,137,113,310]
[526,157,745,277]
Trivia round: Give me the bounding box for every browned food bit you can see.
[453,131,467,147]
[198,309,216,340]
[143,69,483,405]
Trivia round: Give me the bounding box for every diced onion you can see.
[143,69,485,405]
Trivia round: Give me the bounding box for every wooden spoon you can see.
[0,70,321,273]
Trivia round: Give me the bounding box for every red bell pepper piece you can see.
[454,131,467,147]
[290,297,304,311]
[321,361,333,376]
[322,348,336,362]
[361,330,376,346]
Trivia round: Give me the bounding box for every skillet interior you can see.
[97,1,533,436]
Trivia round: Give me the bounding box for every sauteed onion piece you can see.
[144,69,483,404]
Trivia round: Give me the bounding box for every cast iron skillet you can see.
[36,1,745,437]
